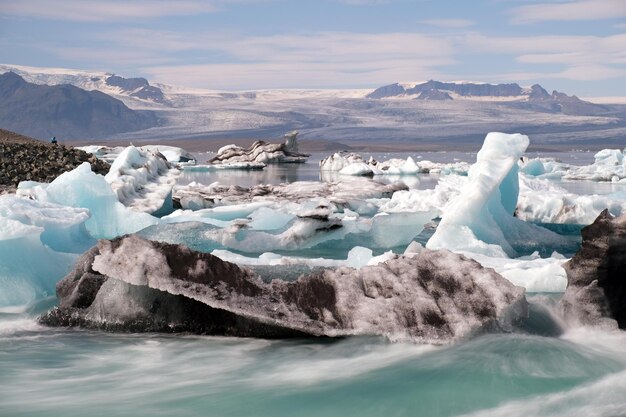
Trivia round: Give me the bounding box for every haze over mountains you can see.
[1,64,625,149]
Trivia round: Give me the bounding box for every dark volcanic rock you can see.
[0,72,158,140]
[40,235,527,343]
[0,129,110,186]
[560,209,626,329]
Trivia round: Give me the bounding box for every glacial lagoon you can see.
[2,141,626,417]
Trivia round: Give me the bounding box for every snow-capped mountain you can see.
[366,80,607,116]
[0,64,624,147]
[0,64,166,107]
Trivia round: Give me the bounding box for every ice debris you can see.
[319,152,470,176]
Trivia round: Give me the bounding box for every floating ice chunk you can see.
[105,146,179,215]
[339,162,375,176]
[320,153,469,177]
[183,162,266,171]
[520,158,546,176]
[77,144,196,165]
[468,251,568,293]
[378,174,467,213]
[173,179,406,211]
[211,245,379,269]
[210,132,309,165]
[517,175,626,224]
[18,163,158,239]
[204,208,435,253]
[0,197,88,311]
[427,132,566,257]
[0,195,92,253]
[564,148,626,181]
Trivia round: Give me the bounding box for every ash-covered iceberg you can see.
[40,235,527,343]
[209,131,309,166]
[427,132,566,258]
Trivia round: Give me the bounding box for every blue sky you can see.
[0,0,625,95]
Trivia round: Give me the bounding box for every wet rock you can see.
[560,209,626,329]
[40,235,527,343]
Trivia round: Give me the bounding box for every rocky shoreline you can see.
[0,129,110,187]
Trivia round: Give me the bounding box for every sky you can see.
[0,0,625,96]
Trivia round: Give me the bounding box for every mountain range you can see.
[0,72,158,140]
[367,81,607,116]
[0,64,624,148]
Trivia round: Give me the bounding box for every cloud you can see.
[418,19,474,28]
[104,30,455,89]
[511,0,626,23]
[0,0,219,21]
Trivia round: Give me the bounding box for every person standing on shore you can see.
[50,136,57,144]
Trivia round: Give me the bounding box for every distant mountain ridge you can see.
[0,72,158,140]
[366,80,607,116]
[0,64,166,105]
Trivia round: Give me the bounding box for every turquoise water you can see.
[2,303,626,417]
[2,151,626,416]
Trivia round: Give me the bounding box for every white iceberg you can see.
[426,132,565,258]
[0,196,90,311]
[17,163,158,239]
[105,146,179,215]
[517,175,626,225]
[77,144,196,165]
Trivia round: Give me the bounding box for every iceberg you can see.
[0,196,89,311]
[77,144,196,165]
[427,132,566,258]
[209,131,309,166]
[105,146,179,215]
[564,149,626,182]
[517,175,626,225]
[41,235,527,343]
[173,179,406,211]
[17,163,158,239]
[319,152,470,177]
